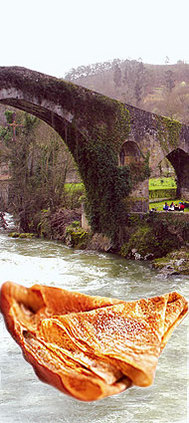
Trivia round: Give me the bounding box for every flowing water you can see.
[0,215,188,423]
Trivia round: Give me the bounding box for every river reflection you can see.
[0,232,188,423]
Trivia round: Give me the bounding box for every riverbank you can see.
[7,208,189,277]
[117,211,189,276]
[152,247,189,276]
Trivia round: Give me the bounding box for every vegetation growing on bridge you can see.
[156,115,182,153]
[67,100,150,243]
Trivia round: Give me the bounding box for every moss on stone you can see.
[65,221,91,249]
[8,232,36,238]
[119,212,188,260]
[120,225,160,258]
[156,115,182,153]
[8,232,20,238]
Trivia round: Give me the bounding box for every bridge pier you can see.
[177,173,189,201]
[126,179,149,212]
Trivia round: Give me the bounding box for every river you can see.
[0,216,188,423]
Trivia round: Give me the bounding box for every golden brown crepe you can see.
[0,281,188,401]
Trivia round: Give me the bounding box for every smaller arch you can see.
[167,148,189,175]
[118,141,142,166]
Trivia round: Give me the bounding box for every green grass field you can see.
[149,177,176,190]
[149,177,189,211]
[150,199,189,212]
[64,180,188,212]
[66,179,177,193]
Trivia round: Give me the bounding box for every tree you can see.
[0,110,79,231]
[134,61,147,106]
[165,70,175,93]
[113,64,122,87]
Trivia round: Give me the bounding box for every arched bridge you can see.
[0,66,189,236]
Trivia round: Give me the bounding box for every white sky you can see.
[0,0,189,78]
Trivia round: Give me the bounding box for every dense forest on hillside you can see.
[65,59,189,124]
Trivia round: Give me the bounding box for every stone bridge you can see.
[0,66,189,236]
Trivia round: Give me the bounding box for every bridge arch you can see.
[0,66,133,236]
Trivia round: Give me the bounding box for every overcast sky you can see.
[1,0,188,78]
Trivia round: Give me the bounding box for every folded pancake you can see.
[0,282,188,401]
